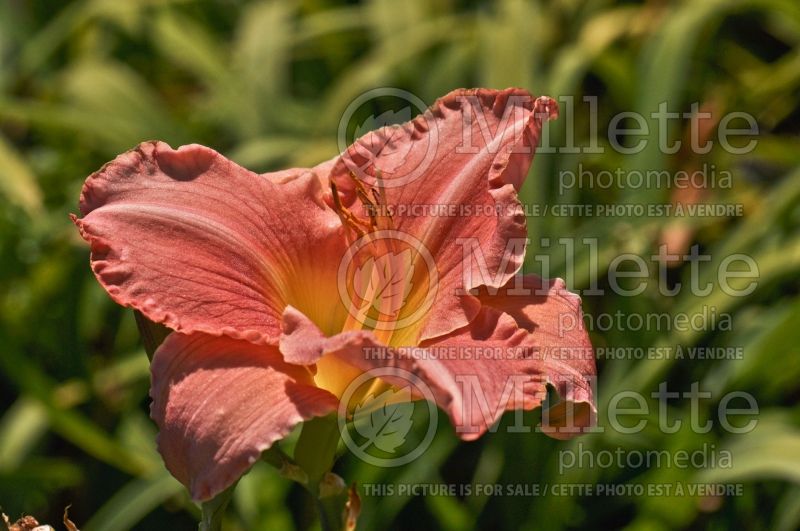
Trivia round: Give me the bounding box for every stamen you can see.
[330,180,371,238]
[334,170,405,346]
[331,171,395,238]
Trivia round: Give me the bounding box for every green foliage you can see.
[0,0,798,529]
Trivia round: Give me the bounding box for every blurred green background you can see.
[1,0,799,529]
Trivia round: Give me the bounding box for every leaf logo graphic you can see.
[353,108,415,174]
[353,108,412,139]
[353,249,415,317]
[352,387,414,454]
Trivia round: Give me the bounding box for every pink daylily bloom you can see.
[73,88,596,502]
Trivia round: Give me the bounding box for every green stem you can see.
[294,414,340,494]
[316,490,348,531]
[293,414,349,530]
[199,481,236,531]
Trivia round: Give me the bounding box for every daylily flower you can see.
[73,88,596,502]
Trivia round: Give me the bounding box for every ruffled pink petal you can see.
[279,305,377,365]
[329,274,595,440]
[279,305,388,398]
[150,332,338,501]
[73,141,348,345]
[325,88,557,342]
[474,274,597,439]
